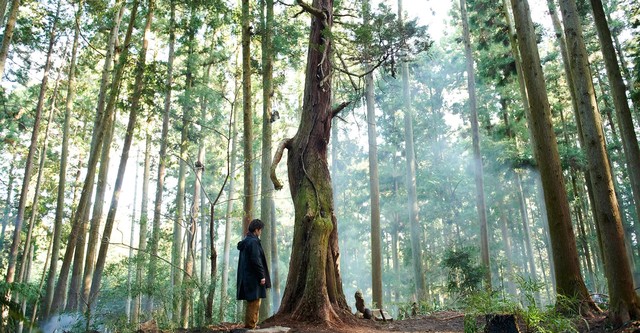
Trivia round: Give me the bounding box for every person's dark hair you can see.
[248,219,264,233]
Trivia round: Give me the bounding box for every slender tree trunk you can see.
[269,198,280,310]
[219,68,240,322]
[126,152,140,322]
[398,0,426,300]
[363,0,383,308]
[0,0,20,77]
[558,0,640,323]
[516,174,539,286]
[29,234,52,333]
[50,0,127,314]
[182,52,207,324]
[4,0,60,286]
[0,151,16,260]
[88,0,146,308]
[16,68,61,311]
[0,0,8,26]
[80,101,116,310]
[131,126,151,324]
[259,0,275,318]
[460,0,491,290]
[499,211,517,295]
[78,5,126,307]
[590,0,640,227]
[42,0,83,318]
[509,0,597,314]
[172,7,195,321]
[145,0,174,314]
[242,0,254,233]
[182,140,203,328]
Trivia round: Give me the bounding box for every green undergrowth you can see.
[461,278,579,333]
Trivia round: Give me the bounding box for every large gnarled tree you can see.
[270,0,351,324]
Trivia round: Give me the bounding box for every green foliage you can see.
[513,276,578,333]
[442,246,485,296]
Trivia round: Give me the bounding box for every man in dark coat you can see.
[237,219,271,329]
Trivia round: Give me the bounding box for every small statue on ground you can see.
[355,290,373,319]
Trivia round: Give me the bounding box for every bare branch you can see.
[271,138,292,190]
[332,101,351,118]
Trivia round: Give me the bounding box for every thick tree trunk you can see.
[460,0,491,289]
[42,0,83,318]
[509,0,597,314]
[145,0,174,314]
[363,0,383,309]
[558,0,640,324]
[271,0,350,324]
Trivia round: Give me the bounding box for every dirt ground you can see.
[171,311,640,333]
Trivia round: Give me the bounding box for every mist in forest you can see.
[0,0,639,330]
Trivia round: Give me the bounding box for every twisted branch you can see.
[271,138,292,190]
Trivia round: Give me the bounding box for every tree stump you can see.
[484,314,520,333]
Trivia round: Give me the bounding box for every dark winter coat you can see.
[236,233,271,301]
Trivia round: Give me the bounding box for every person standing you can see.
[237,219,271,329]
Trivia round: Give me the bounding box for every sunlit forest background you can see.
[0,0,639,331]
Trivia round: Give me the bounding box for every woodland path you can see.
[171,311,640,333]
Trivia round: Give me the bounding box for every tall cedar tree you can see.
[508,0,598,314]
[398,0,427,300]
[558,0,640,324]
[4,0,60,287]
[459,0,491,289]
[260,0,275,318]
[363,0,383,308]
[146,0,175,314]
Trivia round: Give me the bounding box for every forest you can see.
[0,0,640,331]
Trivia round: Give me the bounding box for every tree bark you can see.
[270,0,350,324]
[509,0,597,314]
[558,0,640,323]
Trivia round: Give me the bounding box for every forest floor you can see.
[169,311,640,333]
